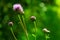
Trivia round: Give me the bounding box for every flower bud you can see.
[13,4,24,14]
[43,28,50,33]
[30,16,36,21]
[8,22,13,26]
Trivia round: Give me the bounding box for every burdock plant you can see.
[8,22,17,40]
[43,28,50,40]
[30,16,36,40]
[13,4,28,40]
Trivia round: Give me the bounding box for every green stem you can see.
[45,34,49,40]
[45,35,47,40]
[22,15,29,40]
[21,15,26,27]
[18,15,28,40]
[46,37,47,40]
[10,28,17,40]
[34,21,36,40]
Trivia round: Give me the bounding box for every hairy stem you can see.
[34,21,37,40]
[22,15,29,40]
[10,28,17,40]
[18,14,28,40]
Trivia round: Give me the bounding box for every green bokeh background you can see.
[0,0,60,40]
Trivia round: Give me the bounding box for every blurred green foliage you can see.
[0,0,60,40]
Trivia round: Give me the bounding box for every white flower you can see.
[43,28,50,33]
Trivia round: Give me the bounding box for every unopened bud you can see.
[43,28,50,33]
[30,16,36,21]
[8,22,13,26]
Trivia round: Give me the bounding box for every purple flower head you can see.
[13,4,24,13]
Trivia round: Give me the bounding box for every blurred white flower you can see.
[43,28,50,33]
[42,7,47,12]
[39,2,45,7]
[39,2,47,12]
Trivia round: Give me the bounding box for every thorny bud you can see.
[13,4,24,14]
[30,16,36,21]
[8,22,13,26]
[43,28,50,33]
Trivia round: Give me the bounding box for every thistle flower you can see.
[43,28,50,33]
[30,16,36,21]
[13,4,24,13]
[8,22,13,26]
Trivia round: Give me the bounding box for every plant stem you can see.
[46,35,47,40]
[45,34,49,40]
[46,37,47,40]
[18,14,28,40]
[34,21,36,40]
[21,15,29,40]
[21,15,26,27]
[10,28,17,40]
